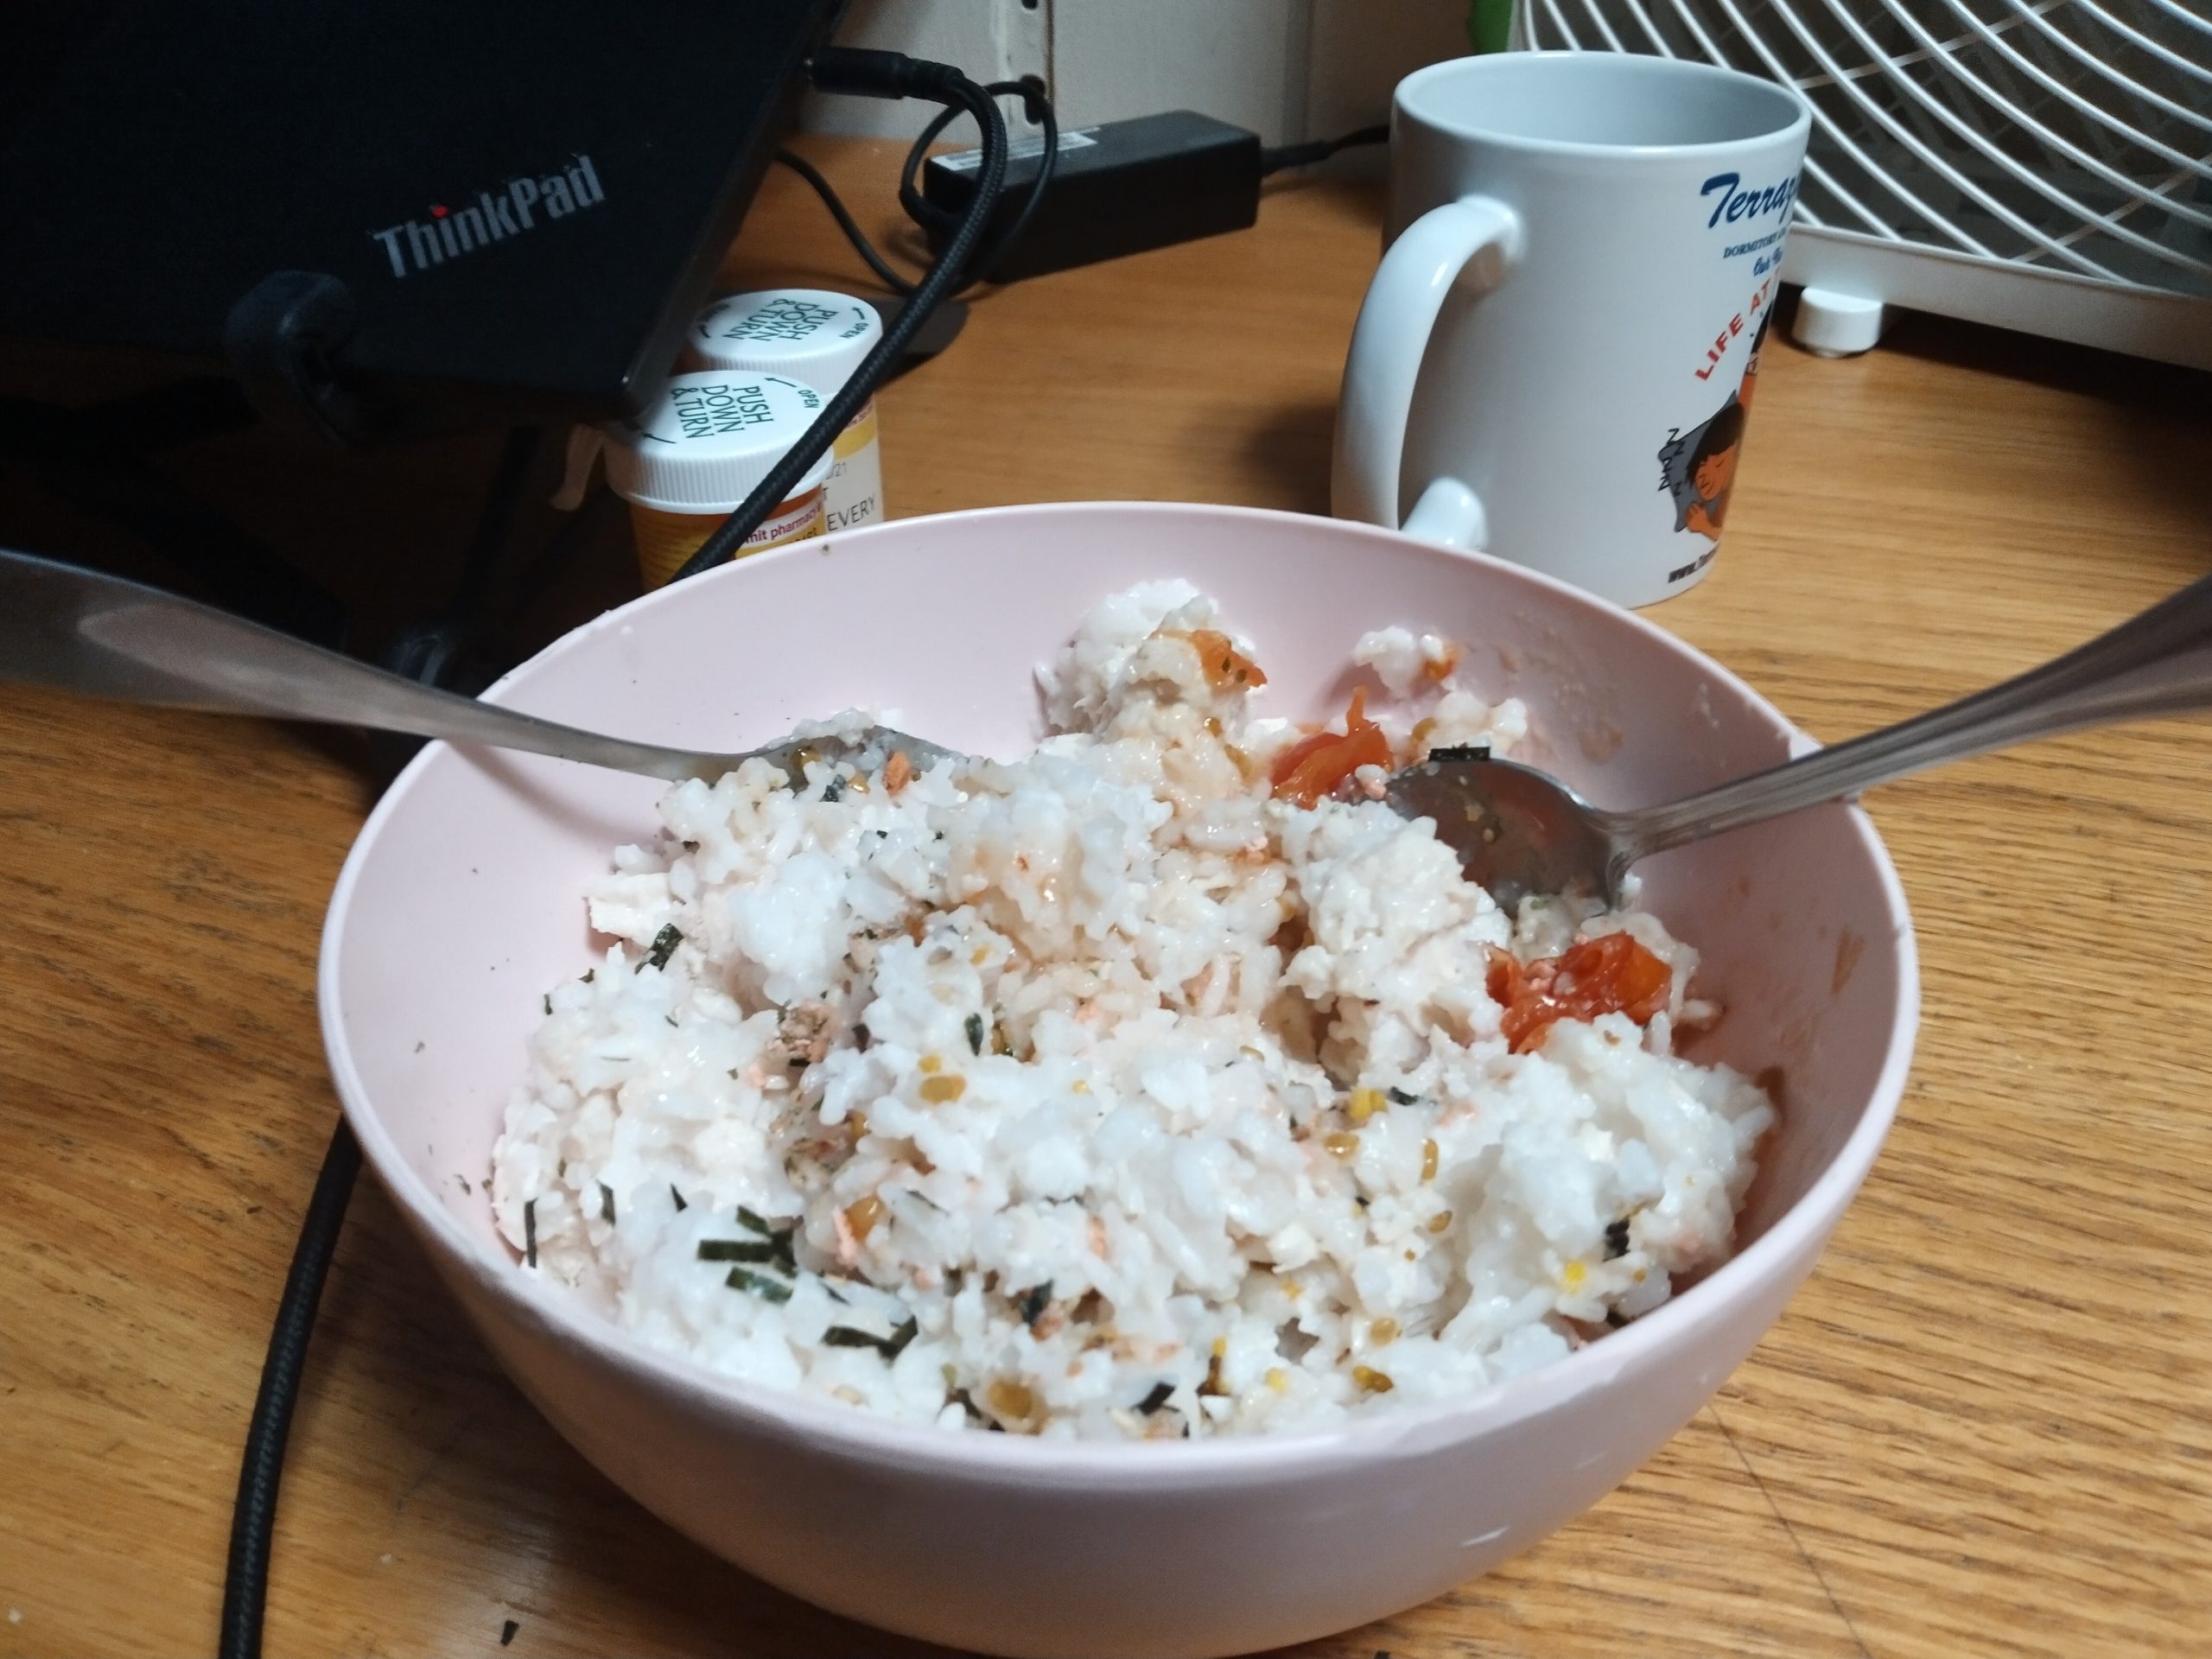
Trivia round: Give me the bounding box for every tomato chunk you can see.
[1180,628,1268,691]
[1484,933,1672,1054]
[1269,687,1391,807]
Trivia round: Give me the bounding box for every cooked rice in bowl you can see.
[490,582,1774,1440]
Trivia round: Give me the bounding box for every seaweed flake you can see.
[726,1266,793,1302]
[1019,1281,1052,1326]
[599,1183,616,1224]
[671,1185,688,1211]
[1604,1217,1631,1260]
[522,1200,537,1268]
[948,1386,987,1423]
[542,994,551,1016]
[727,1206,801,1272]
[1428,743,1491,763]
[639,924,682,973]
[965,1013,985,1056]
[823,1318,918,1360]
[822,777,847,804]
[1135,1381,1174,1414]
[1387,1088,1418,1106]
[499,1619,518,1646]
[698,1238,780,1263]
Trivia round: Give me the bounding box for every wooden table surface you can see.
[5,137,2211,1659]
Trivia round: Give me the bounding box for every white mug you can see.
[1332,52,1810,607]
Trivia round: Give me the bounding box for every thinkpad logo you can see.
[370,155,604,278]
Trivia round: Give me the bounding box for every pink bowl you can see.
[320,502,1917,1658]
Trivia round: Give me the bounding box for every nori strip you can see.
[822,1317,918,1358]
[698,1239,780,1263]
[638,924,682,973]
[725,1266,792,1302]
[1019,1281,1052,1326]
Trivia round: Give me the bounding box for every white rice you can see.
[490,583,1773,1439]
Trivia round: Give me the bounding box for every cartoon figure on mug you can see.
[1658,393,1748,543]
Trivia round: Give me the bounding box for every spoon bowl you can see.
[1396,569,2212,904]
[1384,755,1618,908]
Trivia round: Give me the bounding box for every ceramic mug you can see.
[1332,52,1810,607]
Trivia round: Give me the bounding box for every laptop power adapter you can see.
[919,110,1264,283]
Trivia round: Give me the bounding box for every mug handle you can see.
[1331,196,1523,550]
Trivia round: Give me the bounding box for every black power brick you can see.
[921,111,1262,283]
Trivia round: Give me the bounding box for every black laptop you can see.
[0,0,839,438]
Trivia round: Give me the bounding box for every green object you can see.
[1468,0,1513,53]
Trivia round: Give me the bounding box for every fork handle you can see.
[1611,571,2212,863]
[0,548,706,781]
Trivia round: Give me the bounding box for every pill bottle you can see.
[601,371,832,589]
[686,289,886,532]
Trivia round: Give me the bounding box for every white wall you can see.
[800,0,1051,139]
[799,0,1478,148]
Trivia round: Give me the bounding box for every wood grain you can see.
[3,137,2209,1659]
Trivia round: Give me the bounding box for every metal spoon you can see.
[0,549,957,784]
[1389,570,2212,906]
[13,549,2211,907]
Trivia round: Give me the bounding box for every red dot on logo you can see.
[430,204,448,218]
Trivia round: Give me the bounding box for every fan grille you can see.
[1518,0,2212,297]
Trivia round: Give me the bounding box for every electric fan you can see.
[1513,0,2212,367]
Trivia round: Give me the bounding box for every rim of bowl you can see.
[320,500,1919,1484]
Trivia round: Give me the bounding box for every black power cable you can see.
[895,79,1057,289]
[668,53,1011,586]
[213,436,543,1659]
[217,1122,360,1659]
[1260,123,1389,175]
[214,47,1030,1659]
[774,78,1057,299]
[771,145,917,297]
